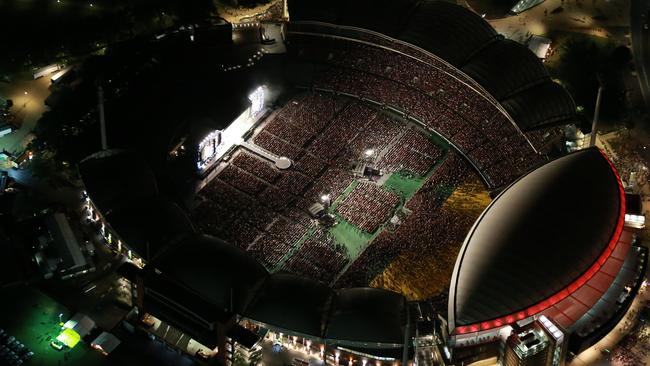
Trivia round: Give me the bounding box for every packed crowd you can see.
[348,113,402,158]
[248,235,293,269]
[253,131,304,160]
[610,304,650,366]
[338,182,400,233]
[286,22,476,90]
[307,103,377,161]
[288,32,543,188]
[192,92,482,291]
[336,153,472,288]
[263,93,343,148]
[231,150,281,183]
[281,230,350,285]
[379,129,445,176]
[217,164,268,195]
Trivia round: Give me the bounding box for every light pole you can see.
[590,75,604,147]
[97,85,107,150]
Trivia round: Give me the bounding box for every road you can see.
[0,76,50,155]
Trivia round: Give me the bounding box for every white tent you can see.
[63,313,96,338]
[91,332,121,355]
[526,35,552,59]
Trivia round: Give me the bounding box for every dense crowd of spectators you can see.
[248,235,293,269]
[217,164,267,195]
[610,303,650,366]
[287,22,474,89]
[253,131,304,160]
[191,92,481,288]
[281,230,350,285]
[379,130,445,176]
[348,114,402,157]
[231,150,281,182]
[307,103,377,161]
[336,153,472,288]
[288,32,544,188]
[338,182,400,233]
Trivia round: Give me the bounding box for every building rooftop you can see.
[449,147,624,332]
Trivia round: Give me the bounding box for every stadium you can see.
[75,1,647,365]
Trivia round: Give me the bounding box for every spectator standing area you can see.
[0,286,107,366]
[191,91,489,297]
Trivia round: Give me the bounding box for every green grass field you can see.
[329,218,374,258]
[0,286,107,366]
[383,172,426,199]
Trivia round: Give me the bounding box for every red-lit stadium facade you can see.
[452,149,626,335]
[448,148,646,364]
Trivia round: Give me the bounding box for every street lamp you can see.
[58,313,63,323]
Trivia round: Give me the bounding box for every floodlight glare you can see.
[248,86,265,116]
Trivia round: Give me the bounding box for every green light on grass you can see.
[56,328,80,349]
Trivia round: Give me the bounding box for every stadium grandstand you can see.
[75,1,647,366]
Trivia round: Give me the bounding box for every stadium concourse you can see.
[74,0,647,365]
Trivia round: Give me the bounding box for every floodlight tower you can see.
[97,85,108,150]
[589,75,604,147]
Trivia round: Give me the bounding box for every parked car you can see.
[50,340,64,351]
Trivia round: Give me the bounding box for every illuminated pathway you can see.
[240,141,292,169]
[467,0,630,43]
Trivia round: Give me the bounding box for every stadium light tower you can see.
[320,194,331,206]
[97,85,108,150]
[589,75,604,147]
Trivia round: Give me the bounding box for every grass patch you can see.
[383,172,426,199]
[329,218,374,258]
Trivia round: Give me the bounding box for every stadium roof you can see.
[243,273,332,339]
[326,288,406,346]
[79,149,196,260]
[449,147,624,332]
[287,0,420,36]
[151,234,268,314]
[79,149,158,215]
[286,0,577,132]
[460,38,549,100]
[398,1,499,66]
[288,0,498,66]
[103,198,195,261]
[500,80,578,131]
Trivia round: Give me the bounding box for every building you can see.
[502,316,566,366]
[447,148,647,364]
[34,212,95,280]
[526,35,552,60]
